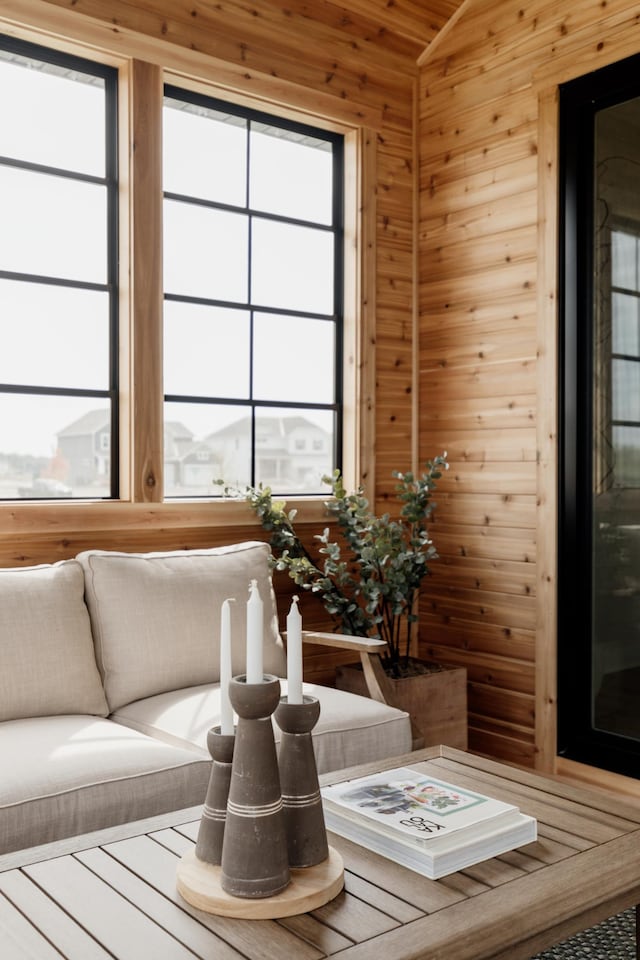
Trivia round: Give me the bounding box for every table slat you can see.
[428,759,639,837]
[0,870,112,960]
[343,872,424,922]
[76,847,244,960]
[311,889,400,941]
[278,912,353,954]
[23,855,197,960]
[104,833,325,960]
[326,833,468,912]
[0,889,67,960]
[334,830,640,960]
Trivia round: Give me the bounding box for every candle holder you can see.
[194,726,235,866]
[176,680,345,918]
[275,695,328,868]
[220,674,290,899]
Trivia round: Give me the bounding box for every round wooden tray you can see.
[176,846,344,919]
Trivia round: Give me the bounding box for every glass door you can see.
[559,55,640,779]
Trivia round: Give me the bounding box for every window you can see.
[610,225,640,486]
[559,53,640,779]
[0,35,118,500]
[162,86,343,497]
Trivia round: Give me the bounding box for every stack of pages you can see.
[321,766,537,879]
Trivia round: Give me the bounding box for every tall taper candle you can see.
[246,579,263,683]
[220,598,234,735]
[286,595,303,704]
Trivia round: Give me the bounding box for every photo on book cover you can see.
[339,777,485,816]
[322,767,516,842]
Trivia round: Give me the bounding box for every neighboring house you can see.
[205,415,331,492]
[57,410,111,487]
[55,411,328,492]
[58,413,198,489]
[169,439,222,492]
[163,421,198,488]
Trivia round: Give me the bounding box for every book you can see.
[321,766,537,879]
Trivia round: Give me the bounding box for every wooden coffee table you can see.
[1,746,639,960]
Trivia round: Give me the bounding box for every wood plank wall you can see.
[417,0,640,771]
[5,0,638,778]
[0,0,428,687]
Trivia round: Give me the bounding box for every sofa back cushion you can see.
[77,541,286,711]
[0,560,109,721]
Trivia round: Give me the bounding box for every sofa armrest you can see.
[299,631,386,655]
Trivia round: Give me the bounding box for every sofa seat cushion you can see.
[0,560,108,722]
[112,681,413,775]
[0,716,211,854]
[77,542,286,712]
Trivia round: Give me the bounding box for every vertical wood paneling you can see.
[535,85,560,773]
[130,59,164,502]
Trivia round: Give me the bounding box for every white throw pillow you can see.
[0,560,109,721]
[77,541,286,712]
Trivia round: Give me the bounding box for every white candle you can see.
[286,595,303,704]
[220,598,234,735]
[246,579,263,684]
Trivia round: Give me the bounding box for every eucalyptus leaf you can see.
[221,454,448,671]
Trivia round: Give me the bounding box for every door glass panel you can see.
[592,98,640,743]
[612,292,640,356]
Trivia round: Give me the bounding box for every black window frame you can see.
[558,52,640,778]
[162,83,344,498]
[0,33,119,500]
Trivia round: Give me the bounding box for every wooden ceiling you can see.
[282,0,465,62]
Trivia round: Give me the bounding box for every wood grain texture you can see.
[2,747,640,960]
[417,0,640,779]
[130,58,164,503]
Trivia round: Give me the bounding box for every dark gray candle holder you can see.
[275,695,329,868]
[176,678,345,918]
[194,726,235,866]
[220,674,290,899]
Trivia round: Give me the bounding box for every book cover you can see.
[321,767,521,848]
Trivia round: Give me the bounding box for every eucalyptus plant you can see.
[221,454,448,676]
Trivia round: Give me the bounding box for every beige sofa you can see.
[0,541,412,854]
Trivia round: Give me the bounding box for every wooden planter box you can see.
[335,660,468,751]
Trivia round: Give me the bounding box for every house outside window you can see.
[162,86,343,497]
[0,35,118,500]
